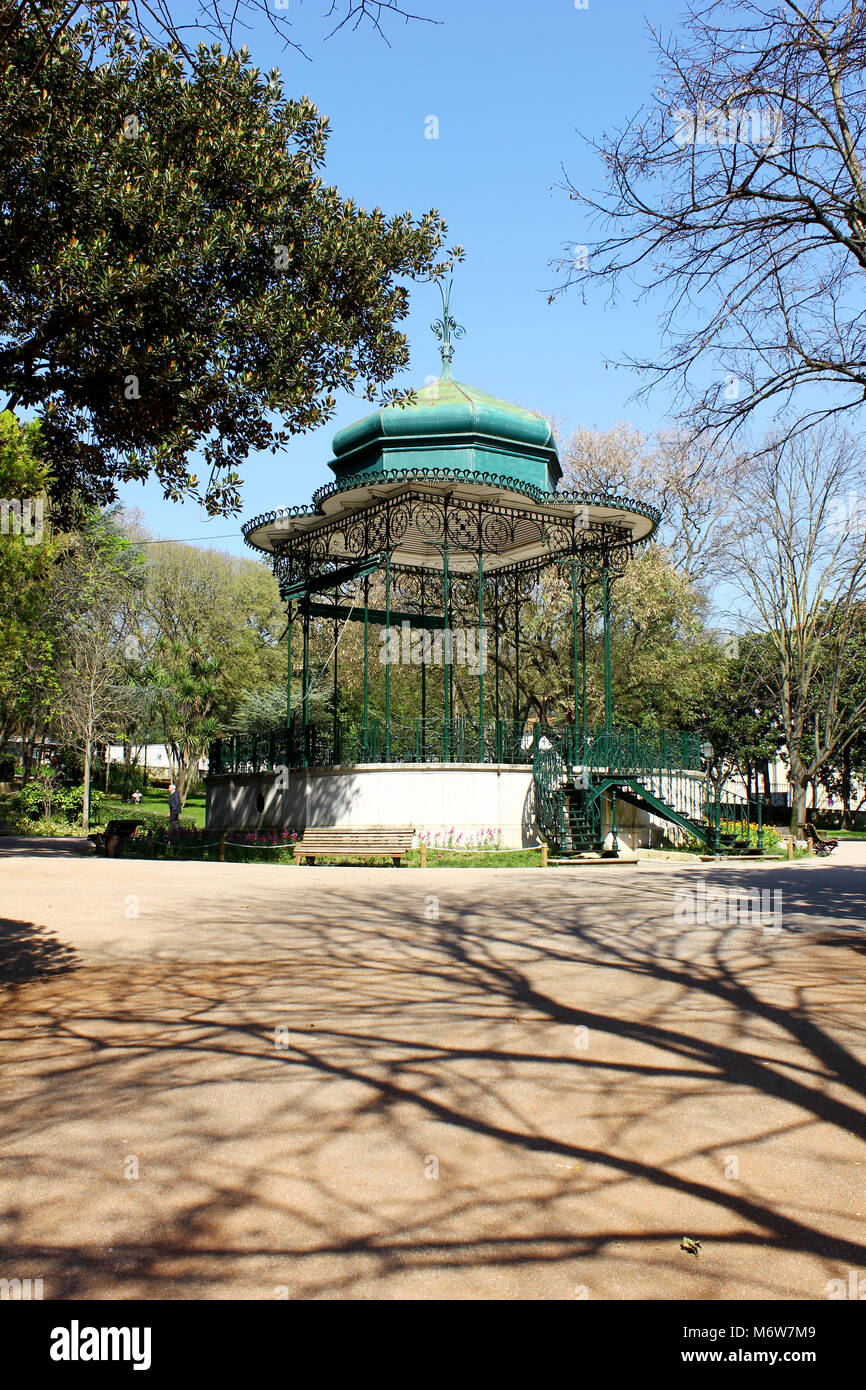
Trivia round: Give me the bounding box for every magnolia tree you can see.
[0,3,458,517]
[0,413,57,766]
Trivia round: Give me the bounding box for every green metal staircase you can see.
[562,782,602,853]
[532,728,764,857]
[533,748,607,856]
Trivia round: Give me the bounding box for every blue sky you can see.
[119,0,689,552]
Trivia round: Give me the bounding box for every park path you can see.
[1,840,865,1299]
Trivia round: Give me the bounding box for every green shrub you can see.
[14,780,53,820]
[13,781,104,824]
[124,808,196,833]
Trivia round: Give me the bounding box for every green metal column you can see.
[477,553,485,760]
[384,550,391,761]
[442,548,451,762]
[286,604,292,731]
[581,576,587,743]
[494,578,500,722]
[301,601,310,768]
[602,557,612,732]
[448,572,455,739]
[513,588,521,733]
[571,560,579,763]
[332,609,338,761]
[420,573,427,761]
[362,576,369,759]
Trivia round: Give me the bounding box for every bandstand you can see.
[207,291,757,855]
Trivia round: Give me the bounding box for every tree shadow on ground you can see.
[0,858,865,1298]
[0,837,94,858]
[0,918,78,987]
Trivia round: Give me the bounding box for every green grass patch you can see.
[411,849,542,867]
[102,790,206,828]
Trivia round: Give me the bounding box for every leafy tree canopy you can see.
[0,412,57,748]
[0,2,458,516]
[694,632,784,783]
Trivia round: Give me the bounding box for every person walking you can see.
[168,782,181,831]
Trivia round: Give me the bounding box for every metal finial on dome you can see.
[430,277,465,377]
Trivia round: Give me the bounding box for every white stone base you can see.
[206,763,539,849]
[602,795,688,851]
[206,764,689,852]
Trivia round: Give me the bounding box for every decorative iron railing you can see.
[209,719,704,776]
[532,743,570,849]
[578,727,702,774]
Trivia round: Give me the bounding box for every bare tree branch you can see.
[554,1,866,450]
[725,421,866,831]
[0,0,438,74]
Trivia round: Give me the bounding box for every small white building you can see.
[104,744,209,777]
[720,756,865,812]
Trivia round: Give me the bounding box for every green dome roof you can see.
[327,373,562,497]
[332,376,556,454]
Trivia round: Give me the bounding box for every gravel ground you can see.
[1,837,865,1300]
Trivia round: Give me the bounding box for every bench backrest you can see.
[298,826,415,846]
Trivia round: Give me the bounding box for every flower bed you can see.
[418,826,503,851]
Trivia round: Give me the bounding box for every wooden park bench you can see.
[293,826,415,866]
[88,818,143,858]
[805,822,838,856]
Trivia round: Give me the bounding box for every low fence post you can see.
[218,832,225,863]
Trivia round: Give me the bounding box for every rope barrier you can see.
[147,838,533,856]
[158,838,298,851]
[224,839,296,848]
